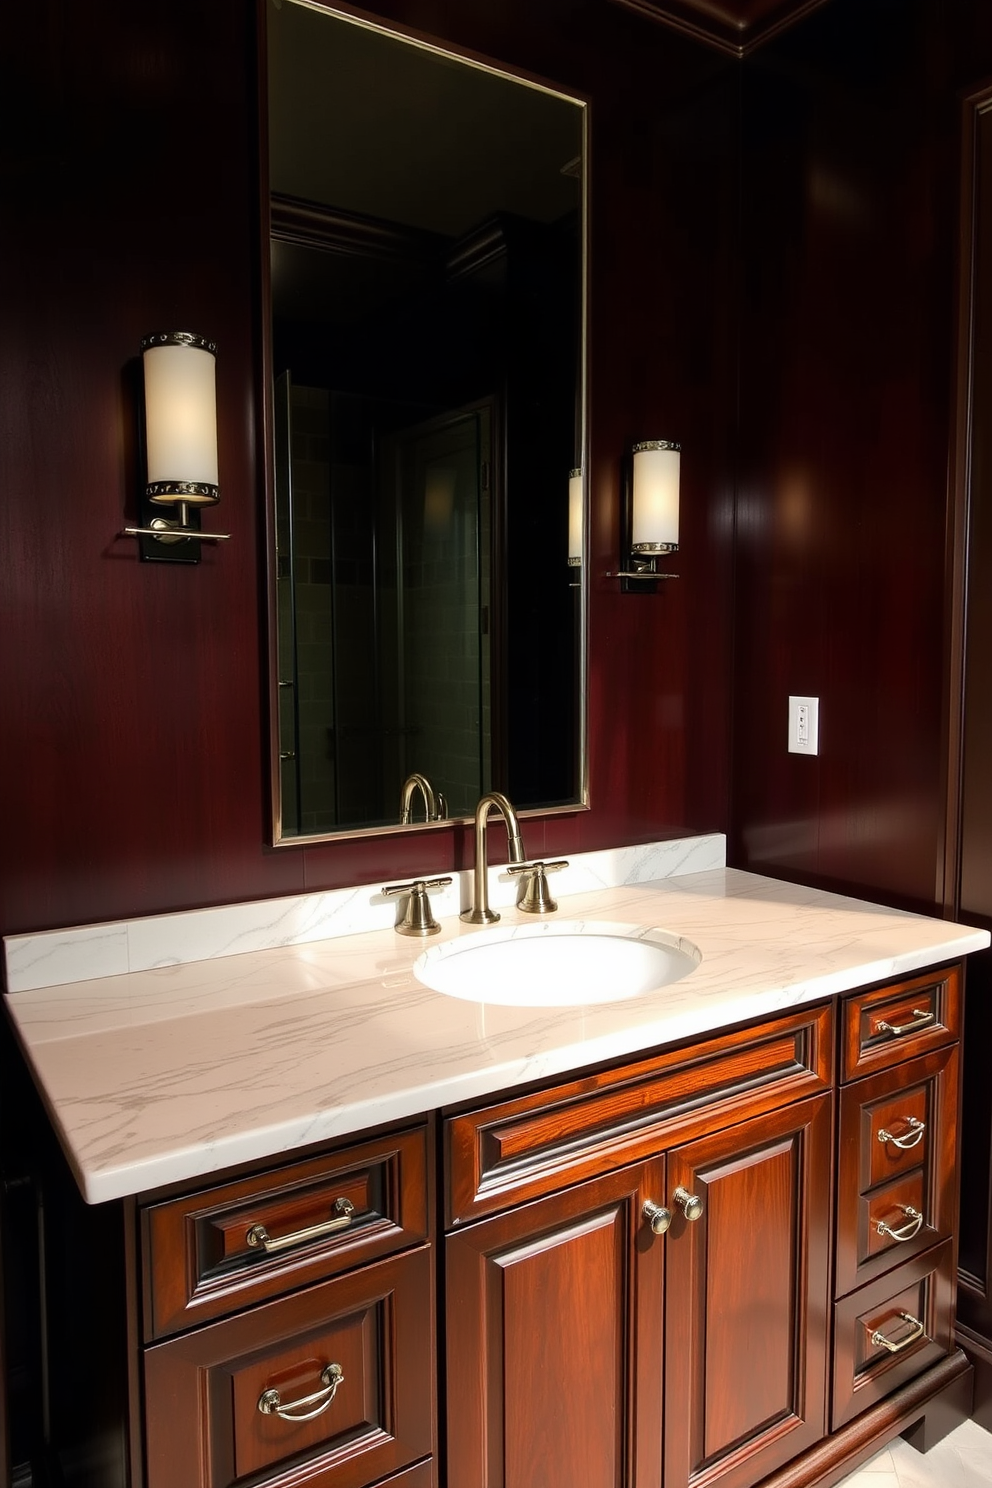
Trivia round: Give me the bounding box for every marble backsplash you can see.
[3,833,726,994]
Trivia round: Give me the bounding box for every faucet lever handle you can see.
[507,859,569,915]
[382,877,453,937]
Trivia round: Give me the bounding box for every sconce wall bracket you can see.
[121,512,232,563]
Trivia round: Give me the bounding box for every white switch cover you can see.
[788,696,819,755]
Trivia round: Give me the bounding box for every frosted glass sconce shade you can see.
[142,333,219,504]
[568,468,583,567]
[631,440,679,554]
[613,437,680,592]
[121,331,231,562]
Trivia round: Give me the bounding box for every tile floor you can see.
[836,1418,992,1488]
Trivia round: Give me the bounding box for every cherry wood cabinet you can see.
[835,1045,958,1298]
[663,1095,832,1488]
[139,1123,437,1488]
[446,1159,667,1488]
[830,966,963,1443]
[140,1126,430,1341]
[144,1248,434,1488]
[441,964,967,1488]
[11,963,970,1488]
[445,1084,833,1488]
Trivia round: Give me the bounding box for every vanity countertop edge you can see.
[4,865,988,1205]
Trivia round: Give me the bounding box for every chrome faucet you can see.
[399,772,444,825]
[460,791,526,924]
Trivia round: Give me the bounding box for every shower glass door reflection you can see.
[275,381,492,835]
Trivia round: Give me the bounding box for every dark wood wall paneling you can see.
[0,0,737,941]
[731,0,992,914]
[954,79,992,1381]
[959,100,992,926]
[0,0,301,934]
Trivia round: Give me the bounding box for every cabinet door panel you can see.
[446,1158,666,1488]
[664,1094,832,1488]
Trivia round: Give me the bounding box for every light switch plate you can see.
[788,696,819,755]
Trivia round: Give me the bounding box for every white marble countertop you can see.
[5,866,988,1204]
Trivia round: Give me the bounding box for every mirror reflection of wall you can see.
[267,0,585,841]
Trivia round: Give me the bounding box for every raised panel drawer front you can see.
[663,1093,833,1488]
[835,1046,958,1297]
[841,965,960,1082]
[446,1004,832,1225]
[142,1126,429,1339]
[143,1247,433,1488]
[445,1158,667,1488]
[831,1239,954,1430]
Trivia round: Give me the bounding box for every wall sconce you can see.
[614,439,680,593]
[568,467,583,580]
[122,332,231,563]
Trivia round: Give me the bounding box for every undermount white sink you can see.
[413,920,701,1006]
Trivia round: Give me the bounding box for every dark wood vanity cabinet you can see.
[444,1014,834,1488]
[22,965,967,1488]
[446,1159,668,1488]
[143,1249,434,1488]
[442,965,967,1488]
[830,968,962,1434]
[138,1125,436,1488]
[663,1094,833,1488]
[445,1093,833,1488]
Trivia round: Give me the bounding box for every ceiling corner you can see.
[607,0,833,58]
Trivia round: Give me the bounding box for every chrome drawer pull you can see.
[247,1197,355,1253]
[870,1312,925,1355]
[258,1362,344,1421]
[875,1009,934,1039]
[877,1117,925,1150]
[876,1205,924,1242]
[642,1200,672,1235]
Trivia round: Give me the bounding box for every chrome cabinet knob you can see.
[673,1186,704,1222]
[642,1200,672,1235]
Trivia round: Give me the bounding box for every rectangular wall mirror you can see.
[264,0,587,844]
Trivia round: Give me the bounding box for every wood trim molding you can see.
[269,199,514,285]
[606,0,832,58]
[958,1319,992,1367]
[444,217,509,282]
[270,191,450,265]
[940,82,992,917]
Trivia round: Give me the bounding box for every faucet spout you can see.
[400,772,439,825]
[460,791,526,925]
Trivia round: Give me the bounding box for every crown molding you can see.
[608,0,832,58]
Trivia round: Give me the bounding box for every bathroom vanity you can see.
[3,850,988,1488]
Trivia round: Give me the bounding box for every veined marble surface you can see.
[4,864,987,1204]
[3,833,726,993]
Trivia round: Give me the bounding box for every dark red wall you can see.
[0,0,736,941]
[731,0,992,914]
